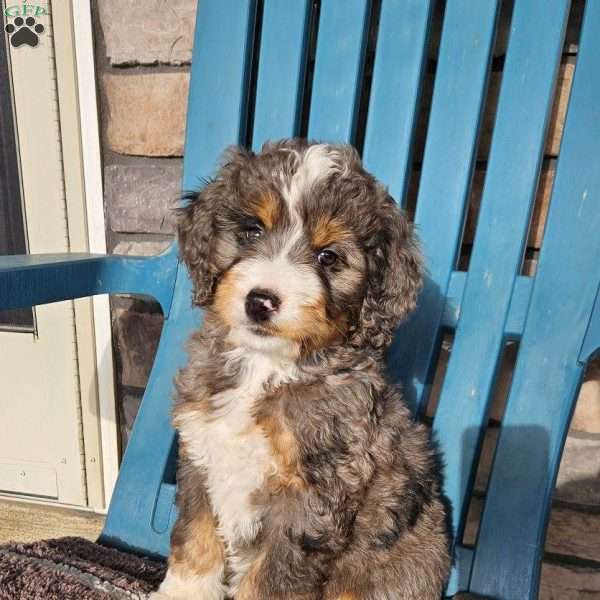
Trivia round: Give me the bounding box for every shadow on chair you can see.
[454,425,551,599]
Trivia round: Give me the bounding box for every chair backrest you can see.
[100,2,600,598]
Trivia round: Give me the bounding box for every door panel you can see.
[0,0,104,508]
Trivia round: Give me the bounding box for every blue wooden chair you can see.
[1,1,599,598]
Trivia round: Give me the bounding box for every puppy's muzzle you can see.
[245,289,281,323]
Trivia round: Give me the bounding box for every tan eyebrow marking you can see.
[312,216,352,248]
[250,190,280,230]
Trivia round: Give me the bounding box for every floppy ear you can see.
[177,145,254,305]
[355,194,423,353]
[177,188,219,306]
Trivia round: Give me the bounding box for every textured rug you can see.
[0,537,166,599]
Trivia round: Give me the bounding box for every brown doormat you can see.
[0,537,166,599]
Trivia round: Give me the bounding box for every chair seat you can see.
[0,537,165,599]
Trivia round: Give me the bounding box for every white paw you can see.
[150,567,226,600]
[148,588,205,600]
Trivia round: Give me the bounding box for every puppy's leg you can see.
[233,511,350,600]
[150,507,225,600]
[235,549,321,600]
[323,491,450,600]
[151,461,226,600]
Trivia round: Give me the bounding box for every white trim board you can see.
[72,0,119,510]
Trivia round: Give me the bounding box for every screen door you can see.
[0,1,106,509]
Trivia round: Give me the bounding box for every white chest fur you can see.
[177,349,297,551]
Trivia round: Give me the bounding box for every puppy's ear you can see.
[356,194,423,352]
[177,145,253,305]
[177,188,218,305]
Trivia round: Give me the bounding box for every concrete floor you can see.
[0,499,105,544]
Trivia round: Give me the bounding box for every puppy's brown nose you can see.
[245,289,281,322]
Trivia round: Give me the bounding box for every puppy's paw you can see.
[150,568,226,600]
[148,588,224,600]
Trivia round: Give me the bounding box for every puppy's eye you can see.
[317,249,338,267]
[242,223,264,242]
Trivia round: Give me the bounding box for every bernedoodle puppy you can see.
[151,140,452,600]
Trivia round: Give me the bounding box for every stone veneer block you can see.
[105,161,182,234]
[539,562,600,600]
[571,359,600,434]
[103,72,189,156]
[113,308,164,389]
[112,239,173,257]
[98,0,197,66]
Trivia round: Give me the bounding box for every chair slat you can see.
[182,0,257,190]
[101,0,257,557]
[432,5,569,581]
[471,4,600,596]
[387,0,499,418]
[307,0,371,142]
[443,271,533,337]
[252,0,311,150]
[362,0,433,203]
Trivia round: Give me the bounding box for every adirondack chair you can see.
[1,1,599,598]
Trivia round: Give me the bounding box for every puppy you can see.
[152,140,451,600]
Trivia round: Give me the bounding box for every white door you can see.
[0,0,113,510]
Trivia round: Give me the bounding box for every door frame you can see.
[2,0,118,512]
[72,1,119,510]
[1,0,118,510]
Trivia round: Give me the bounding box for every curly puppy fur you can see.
[152,140,451,600]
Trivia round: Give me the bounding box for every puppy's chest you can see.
[178,356,295,548]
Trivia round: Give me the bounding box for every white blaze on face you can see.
[275,143,345,257]
[284,144,344,211]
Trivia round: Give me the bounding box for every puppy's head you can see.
[178,140,422,358]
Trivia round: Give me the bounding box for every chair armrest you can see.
[0,246,179,316]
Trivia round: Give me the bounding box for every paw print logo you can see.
[5,16,45,48]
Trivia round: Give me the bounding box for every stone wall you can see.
[92,0,195,444]
[92,1,600,596]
